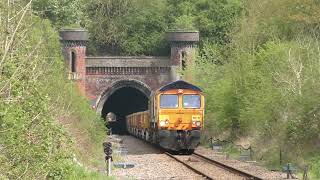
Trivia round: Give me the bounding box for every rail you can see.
[165,152,213,180]
[193,152,263,180]
[165,151,264,180]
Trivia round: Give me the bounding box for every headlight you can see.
[160,115,169,121]
[159,121,166,127]
[159,115,169,127]
[196,121,201,127]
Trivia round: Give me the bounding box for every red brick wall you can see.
[85,72,171,100]
[63,45,87,96]
[61,41,196,104]
[170,45,195,66]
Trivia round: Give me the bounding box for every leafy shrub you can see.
[0,2,107,178]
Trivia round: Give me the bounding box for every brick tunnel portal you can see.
[99,80,151,134]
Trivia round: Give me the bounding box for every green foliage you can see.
[63,165,115,180]
[0,1,107,179]
[3,0,320,177]
[171,15,196,30]
[168,0,243,44]
[31,0,83,28]
[185,1,320,175]
[81,0,242,55]
[83,0,169,55]
[233,0,320,51]
[310,155,320,177]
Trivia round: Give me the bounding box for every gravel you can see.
[195,146,292,179]
[111,135,203,180]
[172,155,246,180]
[109,135,293,180]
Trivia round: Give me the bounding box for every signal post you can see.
[103,142,113,176]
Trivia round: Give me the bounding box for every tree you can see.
[31,0,83,28]
[167,0,243,44]
[83,0,169,55]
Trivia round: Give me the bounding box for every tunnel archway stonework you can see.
[96,80,151,134]
[96,79,152,115]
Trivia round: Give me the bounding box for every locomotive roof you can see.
[158,80,202,92]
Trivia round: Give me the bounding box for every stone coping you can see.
[59,29,88,41]
[167,31,199,42]
[85,56,171,67]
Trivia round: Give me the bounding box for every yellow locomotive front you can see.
[154,81,204,153]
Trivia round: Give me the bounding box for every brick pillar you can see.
[167,31,199,81]
[59,28,88,95]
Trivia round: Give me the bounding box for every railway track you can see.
[165,152,263,180]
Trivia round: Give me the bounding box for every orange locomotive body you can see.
[126,80,204,153]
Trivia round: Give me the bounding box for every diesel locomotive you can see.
[126,80,204,153]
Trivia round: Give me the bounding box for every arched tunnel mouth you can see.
[101,87,149,135]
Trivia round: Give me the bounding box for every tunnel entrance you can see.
[99,80,151,134]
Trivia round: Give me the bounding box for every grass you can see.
[66,165,115,180]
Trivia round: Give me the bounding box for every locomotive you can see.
[126,80,204,154]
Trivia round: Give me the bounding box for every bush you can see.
[0,2,107,178]
[189,3,320,171]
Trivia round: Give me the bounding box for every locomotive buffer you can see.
[103,142,113,176]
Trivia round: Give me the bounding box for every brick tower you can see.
[59,28,88,94]
[167,31,199,81]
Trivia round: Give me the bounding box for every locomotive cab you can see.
[153,81,204,153]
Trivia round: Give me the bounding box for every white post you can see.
[107,158,111,176]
